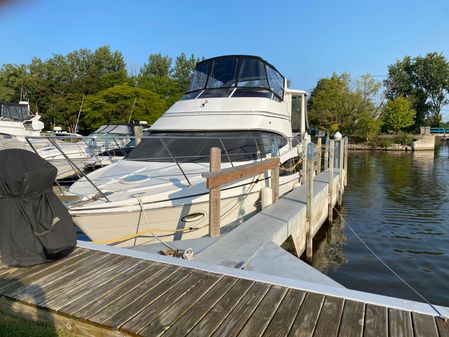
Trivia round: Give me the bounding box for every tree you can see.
[82,84,166,132]
[382,97,416,133]
[384,53,449,127]
[140,54,172,78]
[45,93,85,132]
[308,73,382,140]
[173,53,199,90]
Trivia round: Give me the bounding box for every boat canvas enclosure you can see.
[0,102,31,122]
[0,149,76,266]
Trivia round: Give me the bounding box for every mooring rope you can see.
[333,206,448,319]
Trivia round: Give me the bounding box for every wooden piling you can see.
[338,139,345,207]
[328,140,334,224]
[316,138,322,174]
[324,136,329,170]
[209,147,221,237]
[271,165,280,202]
[133,125,143,145]
[306,143,314,262]
[344,136,348,187]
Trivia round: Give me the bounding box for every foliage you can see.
[384,52,449,127]
[82,84,166,131]
[0,47,201,133]
[393,132,413,145]
[140,53,172,78]
[382,97,416,133]
[308,73,382,141]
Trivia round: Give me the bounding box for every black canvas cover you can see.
[0,149,76,267]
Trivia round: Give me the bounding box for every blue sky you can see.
[1,0,448,94]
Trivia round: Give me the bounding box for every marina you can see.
[1,243,448,337]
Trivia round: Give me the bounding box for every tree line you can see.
[0,46,200,133]
[1,47,447,138]
[309,52,449,141]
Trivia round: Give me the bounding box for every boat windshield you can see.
[90,125,133,137]
[0,103,31,122]
[184,56,285,101]
[125,131,287,163]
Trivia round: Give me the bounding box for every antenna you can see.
[74,96,84,133]
[128,97,137,123]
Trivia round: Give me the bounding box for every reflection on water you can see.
[311,143,449,306]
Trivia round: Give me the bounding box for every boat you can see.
[36,124,136,180]
[66,55,309,247]
[0,101,45,150]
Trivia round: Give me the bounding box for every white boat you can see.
[0,101,45,150]
[66,55,309,247]
[36,124,135,180]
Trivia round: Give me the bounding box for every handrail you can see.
[202,147,280,237]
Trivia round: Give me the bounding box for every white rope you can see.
[333,207,447,319]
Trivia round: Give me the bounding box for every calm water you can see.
[311,143,449,306]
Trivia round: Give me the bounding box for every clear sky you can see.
[1,0,448,94]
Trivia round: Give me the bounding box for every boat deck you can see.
[0,247,448,337]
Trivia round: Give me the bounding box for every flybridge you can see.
[0,102,32,122]
[182,55,286,101]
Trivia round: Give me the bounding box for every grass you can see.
[0,312,77,337]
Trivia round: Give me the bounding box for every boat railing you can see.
[24,133,304,203]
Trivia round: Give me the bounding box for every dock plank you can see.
[163,276,238,337]
[183,278,251,337]
[10,251,109,302]
[389,308,413,337]
[412,312,438,337]
[121,270,216,334]
[262,289,306,337]
[237,285,287,337]
[0,249,90,296]
[74,263,167,319]
[436,317,449,337]
[138,273,224,337]
[364,304,387,337]
[99,266,190,327]
[87,264,181,325]
[288,292,325,337]
[29,253,126,307]
[337,300,365,337]
[313,296,345,337]
[60,259,149,314]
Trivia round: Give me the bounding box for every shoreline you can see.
[348,143,412,151]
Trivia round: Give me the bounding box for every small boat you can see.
[66,55,309,247]
[37,124,136,180]
[0,101,45,150]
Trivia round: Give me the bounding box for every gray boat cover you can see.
[0,149,76,266]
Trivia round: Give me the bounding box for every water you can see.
[311,143,449,307]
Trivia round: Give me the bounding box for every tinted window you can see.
[266,65,284,98]
[206,58,238,88]
[237,58,269,88]
[188,62,209,92]
[126,131,287,163]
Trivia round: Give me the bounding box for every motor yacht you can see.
[66,55,309,247]
[36,124,135,180]
[0,101,45,150]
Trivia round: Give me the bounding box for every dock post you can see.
[344,136,348,187]
[306,143,314,263]
[302,141,308,184]
[316,137,322,173]
[338,139,345,207]
[271,163,280,202]
[328,140,334,223]
[324,136,329,170]
[209,147,221,237]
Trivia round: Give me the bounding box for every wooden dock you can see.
[1,245,448,337]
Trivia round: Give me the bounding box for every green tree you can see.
[173,53,199,90]
[140,54,172,78]
[82,84,166,132]
[0,64,29,102]
[308,73,382,140]
[384,52,449,127]
[45,93,85,132]
[382,97,416,133]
